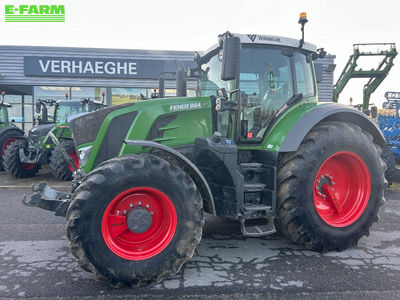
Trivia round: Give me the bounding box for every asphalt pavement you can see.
[0,169,400,299]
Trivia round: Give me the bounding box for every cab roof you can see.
[204,33,317,55]
[233,33,317,52]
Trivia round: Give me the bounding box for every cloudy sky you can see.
[1,0,399,106]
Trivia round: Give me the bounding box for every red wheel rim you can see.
[313,151,371,227]
[68,150,79,172]
[2,138,16,155]
[101,187,177,260]
[20,162,36,170]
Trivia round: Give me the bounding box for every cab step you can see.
[240,162,263,172]
[244,183,266,192]
[244,204,272,212]
[240,217,276,237]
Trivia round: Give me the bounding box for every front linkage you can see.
[22,131,84,216]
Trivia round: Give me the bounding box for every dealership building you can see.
[0,45,335,131]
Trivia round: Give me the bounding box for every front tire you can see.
[50,140,79,181]
[0,129,24,170]
[3,139,41,178]
[66,154,204,286]
[276,121,385,251]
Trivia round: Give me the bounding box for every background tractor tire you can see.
[3,139,40,178]
[381,147,397,186]
[50,139,79,181]
[66,154,204,286]
[276,121,385,252]
[0,129,23,170]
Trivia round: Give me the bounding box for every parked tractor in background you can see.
[377,91,400,185]
[0,91,24,170]
[24,14,386,287]
[3,98,105,180]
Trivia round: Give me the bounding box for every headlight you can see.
[77,145,93,166]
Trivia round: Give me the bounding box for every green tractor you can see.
[4,98,105,179]
[24,14,386,286]
[0,92,25,170]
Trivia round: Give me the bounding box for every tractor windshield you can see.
[198,44,315,141]
[0,106,7,124]
[240,45,314,142]
[199,53,232,96]
[54,102,87,124]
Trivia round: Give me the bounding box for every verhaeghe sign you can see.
[24,56,196,79]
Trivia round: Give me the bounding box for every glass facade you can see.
[0,91,33,131]
[34,86,107,102]
[1,84,195,132]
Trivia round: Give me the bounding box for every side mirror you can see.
[371,106,378,118]
[221,36,240,81]
[35,102,41,114]
[175,60,187,97]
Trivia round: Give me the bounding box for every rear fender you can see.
[279,103,385,152]
[0,125,24,138]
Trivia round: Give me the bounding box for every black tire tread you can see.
[66,154,204,287]
[381,147,397,186]
[3,139,41,178]
[50,139,75,181]
[0,128,24,170]
[277,121,386,252]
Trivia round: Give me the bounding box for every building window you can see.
[70,87,106,102]
[34,86,70,101]
[5,94,33,131]
[112,88,148,105]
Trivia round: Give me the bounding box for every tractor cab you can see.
[38,98,105,125]
[196,31,325,144]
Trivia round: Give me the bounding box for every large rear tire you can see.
[3,139,41,178]
[0,129,24,170]
[276,121,385,252]
[50,140,79,181]
[66,154,204,286]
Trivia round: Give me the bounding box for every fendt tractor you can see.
[0,92,24,170]
[24,14,386,286]
[4,98,105,180]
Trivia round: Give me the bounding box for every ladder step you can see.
[240,163,263,171]
[240,218,276,237]
[244,183,266,192]
[244,204,271,212]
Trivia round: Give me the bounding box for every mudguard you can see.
[0,124,24,137]
[124,140,216,215]
[280,103,385,152]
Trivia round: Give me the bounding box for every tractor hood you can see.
[69,97,213,172]
[28,123,55,143]
[69,102,135,147]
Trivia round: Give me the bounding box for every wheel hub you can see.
[126,206,152,233]
[101,187,177,260]
[315,174,335,198]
